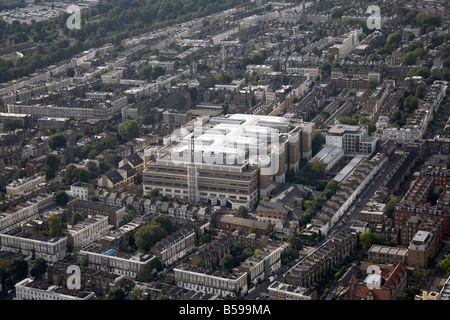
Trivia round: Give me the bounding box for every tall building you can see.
[143,114,313,209]
[326,124,378,155]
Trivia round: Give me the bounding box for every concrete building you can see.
[143,114,314,209]
[149,228,196,266]
[67,199,127,228]
[268,281,317,300]
[79,242,155,278]
[15,278,95,300]
[408,230,434,269]
[329,29,362,59]
[326,124,377,155]
[309,145,344,172]
[0,228,67,263]
[68,182,94,201]
[237,242,290,283]
[6,174,46,197]
[174,263,248,298]
[367,245,409,265]
[66,215,109,248]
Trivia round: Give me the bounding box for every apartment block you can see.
[367,245,408,265]
[326,124,377,155]
[329,29,362,59]
[79,242,155,278]
[67,199,126,228]
[0,228,67,263]
[6,174,46,197]
[150,228,196,266]
[143,114,314,209]
[237,242,290,283]
[66,215,109,248]
[189,233,234,268]
[285,230,357,288]
[15,278,95,300]
[47,262,125,297]
[174,263,248,298]
[268,281,317,300]
[68,182,94,201]
[408,231,435,269]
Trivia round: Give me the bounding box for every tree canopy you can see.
[47,133,67,150]
[118,120,140,141]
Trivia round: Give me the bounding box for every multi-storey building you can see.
[174,263,248,298]
[285,229,357,288]
[149,228,196,266]
[15,278,95,300]
[268,281,317,300]
[407,230,435,269]
[0,133,21,166]
[7,95,127,121]
[394,165,450,236]
[47,262,125,297]
[0,194,54,233]
[329,29,362,59]
[6,174,46,197]
[189,233,234,268]
[337,262,407,300]
[0,228,67,263]
[237,242,290,283]
[68,182,93,201]
[66,215,109,248]
[326,124,377,155]
[67,199,126,228]
[143,114,314,209]
[79,242,155,278]
[367,245,409,265]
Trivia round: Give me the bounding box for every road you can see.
[329,152,403,236]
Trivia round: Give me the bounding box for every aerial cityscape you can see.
[0,0,449,305]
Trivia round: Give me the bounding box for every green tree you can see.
[48,215,62,237]
[367,78,378,90]
[359,231,373,250]
[401,52,417,66]
[118,120,140,141]
[406,67,430,78]
[107,287,126,300]
[151,65,165,79]
[221,254,235,271]
[43,154,60,179]
[64,165,90,185]
[415,84,427,99]
[141,114,155,125]
[129,287,143,300]
[54,190,69,206]
[151,215,176,234]
[404,95,419,112]
[70,211,84,226]
[236,205,248,218]
[440,254,450,276]
[384,197,399,218]
[135,224,167,252]
[309,158,326,180]
[86,161,98,179]
[149,189,159,198]
[10,258,28,283]
[430,185,444,205]
[311,131,325,157]
[30,257,47,279]
[2,120,22,131]
[47,133,67,150]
